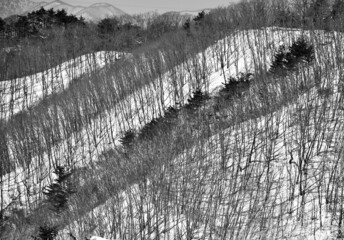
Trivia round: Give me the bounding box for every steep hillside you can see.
[0,51,124,119]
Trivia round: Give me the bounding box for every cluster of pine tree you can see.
[35,166,76,239]
[119,88,211,148]
[270,38,314,75]
[138,106,180,141]
[183,10,208,33]
[119,106,180,148]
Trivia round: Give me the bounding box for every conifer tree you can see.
[185,88,210,114]
[38,225,58,240]
[0,18,5,32]
[42,166,75,213]
[289,37,314,63]
[120,129,136,148]
[270,45,287,74]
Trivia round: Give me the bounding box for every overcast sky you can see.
[31,0,239,14]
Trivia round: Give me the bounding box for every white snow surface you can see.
[90,236,109,240]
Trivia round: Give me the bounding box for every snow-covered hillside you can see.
[0,28,278,212]
[61,78,344,239]
[0,51,122,119]
[56,30,344,240]
[1,27,343,239]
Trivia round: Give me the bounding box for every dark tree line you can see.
[0,7,84,39]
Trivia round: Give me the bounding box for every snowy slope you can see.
[0,51,123,119]
[56,31,344,239]
[1,28,341,239]
[0,28,307,211]
[0,29,299,212]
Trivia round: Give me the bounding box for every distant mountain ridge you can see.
[76,3,127,21]
[0,0,39,18]
[0,0,127,21]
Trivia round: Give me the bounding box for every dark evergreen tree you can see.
[0,17,5,32]
[185,88,210,114]
[183,19,191,31]
[270,46,285,72]
[120,129,136,148]
[54,165,73,184]
[15,16,31,37]
[42,166,75,213]
[270,38,314,75]
[38,225,58,240]
[162,106,179,125]
[220,73,252,100]
[193,11,206,23]
[55,9,68,24]
[289,37,314,63]
[139,119,159,140]
[9,7,84,39]
[53,9,80,26]
[98,18,120,35]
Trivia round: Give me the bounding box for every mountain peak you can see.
[77,3,127,21]
[89,3,113,7]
